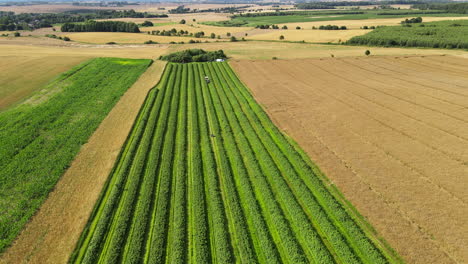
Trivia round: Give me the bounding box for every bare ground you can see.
[231,55,468,264]
[0,61,166,264]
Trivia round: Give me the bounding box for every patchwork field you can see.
[0,58,151,255]
[0,61,166,264]
[231,55,468,264]
[70,62,398,264]
[0,55,88,111]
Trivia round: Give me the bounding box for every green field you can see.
[202,10,466,27]
[71,62,398,264]
[0,58,151,253]
[347,19,468,49]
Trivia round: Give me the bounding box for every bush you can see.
[14,32,20,37]
[180,19,186,24]
[144,40,158,44]
[365,50,371,56]
[230,36,237,42]
[296,26,301,30]
[141,20,154,27]
[160,49,227,63]
[63,36,70,41]
[279,35,284,40]
[106,41,117,44]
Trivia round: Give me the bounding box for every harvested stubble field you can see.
[0,55,88,111]
[231,55,468,264]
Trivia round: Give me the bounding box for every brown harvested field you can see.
[0,55,89,111]
[0,60,166,264]
[231,55,468,264]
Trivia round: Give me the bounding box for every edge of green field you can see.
[227,61,405,264]
[68,62,169,264]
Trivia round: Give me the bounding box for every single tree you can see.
[227,32,231,37]
[230,36,237,42]
[210,33,216,38]
[365,50,371,56]
[180,19,186,24]
[279,35,284,40]
[14,32,20,37]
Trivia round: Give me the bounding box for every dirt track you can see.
[231,56,468,264]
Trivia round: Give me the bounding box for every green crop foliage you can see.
[0,58,151,254]
[347,20,468,49]
[70,62,400,264]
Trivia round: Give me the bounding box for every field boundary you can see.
[228,60,404,264]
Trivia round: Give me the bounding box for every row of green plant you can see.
[70,61,399,263]
[347,20,468,49]
[0,58,151,254]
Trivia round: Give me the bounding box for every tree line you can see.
[0,9,165,31]
[412,3,468,14]
[61,20,140,33]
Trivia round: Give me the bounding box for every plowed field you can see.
[231,55,468,264]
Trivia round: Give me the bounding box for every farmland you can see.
[0,55,88,111]
[348,19,468,49]
[70,62,398,264]
[0,58,151,254]
[231,56,468,264]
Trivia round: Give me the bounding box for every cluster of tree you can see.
[169,5,191,14]
[401,17,423,24]
[45,34,71,41]
[412,3,468,14]
[317,25,347,30]
[159,49,227,63]
[347,21,468,49]
[0,9,165,31]
[296,1,425,9]
[361,25,377,29]
[150,28,220,39]
[140,21,153,27]
[255,24,284,29]
[61,20,140,33]
[169,5,250,14]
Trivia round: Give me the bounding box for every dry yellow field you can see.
[248,29,367,43]
[0,55,89,111]
[62,32,228,44]
[2,36,468,61]
[280,16,468,29]
[231,55,468,264]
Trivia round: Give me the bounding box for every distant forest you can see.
[0,9,166,31]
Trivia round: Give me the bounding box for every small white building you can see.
[215,59,225,62]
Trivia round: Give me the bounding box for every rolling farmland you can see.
[71,62,397,264]
[231,56,468,264]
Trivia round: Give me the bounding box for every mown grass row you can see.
[71,62,398,264]
[0,58,152,254]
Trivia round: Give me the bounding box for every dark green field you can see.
[0,58,151,253]
[347,19,468,49]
